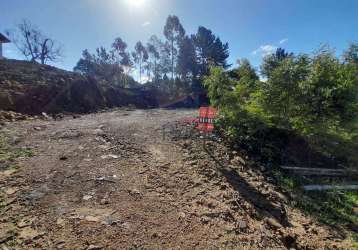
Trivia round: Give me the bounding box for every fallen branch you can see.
[303,184,358,191]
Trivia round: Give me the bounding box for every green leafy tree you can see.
[203,43,358,168]
[193,26,229,77]
[146,35,161,81]
[299,46,358,130]
[204,67,269,155]
[338,43,358,123]
[132,41,148,83]
[261,48,293,78]
[299,47,340,129]
[111,37,133,87]
[177,35,198,81]
[74,47,130,87]
[74,49,96,76]
[335,62,358,123]
[233,59,259,85]
[263,54,310,129]
[343,42,358,64]
[112,37,132,69]
[203,67,236,107]
[231,59,262,114]
[163,15,185,79]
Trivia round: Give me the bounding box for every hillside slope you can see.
[0,59,158,114]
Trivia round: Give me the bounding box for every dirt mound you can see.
[0,59,158,114]
[103,86,158,109]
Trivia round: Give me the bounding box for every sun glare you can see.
[126,0,146,8]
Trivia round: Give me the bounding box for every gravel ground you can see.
[0,108,353,249]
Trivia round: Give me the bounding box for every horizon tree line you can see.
[73,15,230,86]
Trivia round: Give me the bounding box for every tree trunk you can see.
[139,60,142,83]
[154,59,157,81]
[171,39,174,80]
[40,39,50,64]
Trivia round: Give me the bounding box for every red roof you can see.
[0,33,10,43]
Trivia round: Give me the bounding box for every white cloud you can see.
[252,44,277,57]
[142,21,151,27]
[279,38,288,44]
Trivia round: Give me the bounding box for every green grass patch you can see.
[274,170,358,247]
[0,133,34,164]
[273,169,358,249]
[273,170,358,226]
[308,125,358,170]
[353,233,358,249]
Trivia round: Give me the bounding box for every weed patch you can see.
[0,133,33,166]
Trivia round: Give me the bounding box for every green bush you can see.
[204,43,358,166]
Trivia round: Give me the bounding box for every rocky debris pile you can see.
[0,111,31,122]
[167,122,352,249]
[0,59,158,115]
[0,111,58,123]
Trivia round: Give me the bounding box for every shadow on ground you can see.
[203,144,291,228]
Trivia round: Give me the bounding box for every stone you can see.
[87,245,103,250]
[5,187,18,195]
[85,216,100,222]
[273,191,288,203]
[100,198,109,205]
[178,212,186,219]
[266,218,282,229]
[234,156,246,165]
[200,216,210,224]
[98,145,109,150]
[83,195,93,201]
[17,218,34,228]
[55,240,66,249]
[238,220,247,230]
[18,227,45,242]
[41,112,51,120]
[56,218,65,226]
[101,154,119,160]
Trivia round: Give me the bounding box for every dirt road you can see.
[0,109,352,249]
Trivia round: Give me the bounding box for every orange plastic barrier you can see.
[196,107,217,133]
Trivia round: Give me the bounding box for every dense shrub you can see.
[204,44,358,166]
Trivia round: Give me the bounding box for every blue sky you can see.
[1,0,357,75]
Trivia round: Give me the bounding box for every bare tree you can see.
[7,19,63,64]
